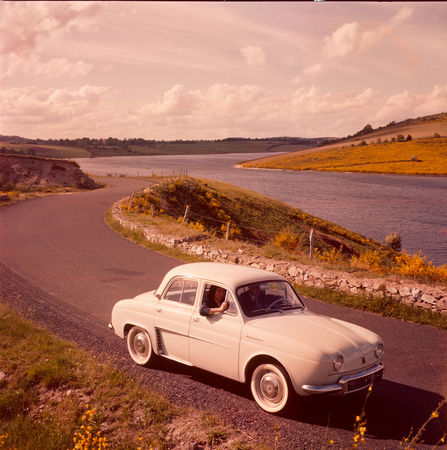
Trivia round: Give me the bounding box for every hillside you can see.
[0,136,322,159]
[128,176,391,259]
[0,154,98,193]
[241,113,447,175]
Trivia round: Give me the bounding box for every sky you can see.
[1,1,447,141]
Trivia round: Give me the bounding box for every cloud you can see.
[300,6,414,80]
[390,6,414,27]
[301,63,324,78]
[240,46,266,66]
[1,54,93,81]
[0,1,103,56]
[376,84,447,123]
[0,85,109,127]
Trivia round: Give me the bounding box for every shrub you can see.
[350,250,388,274]
[434,132,441,138]
[383,232,402,251]
[274,227,300,252]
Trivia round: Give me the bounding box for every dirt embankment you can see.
[0,154,98,189]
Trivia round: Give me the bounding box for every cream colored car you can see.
[109,262,384,413]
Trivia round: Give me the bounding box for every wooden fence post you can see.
[309,229,315,259]
[151,204,155,217]
[129,190,136,210]
[182,205,190,224]
[226,222,231,241]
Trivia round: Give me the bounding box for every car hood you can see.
[246,310,380,367]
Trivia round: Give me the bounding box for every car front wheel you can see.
[127,326,154,367]
[250,363,291,413]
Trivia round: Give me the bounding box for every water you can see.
[76,154,447,266]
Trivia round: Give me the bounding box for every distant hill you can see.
[241,112,447,175]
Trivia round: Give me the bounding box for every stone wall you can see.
[112,199,447,315]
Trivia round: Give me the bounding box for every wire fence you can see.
[128,189,315,256]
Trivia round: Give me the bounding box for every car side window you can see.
[182,279,198,306]
[201,284,237,316]
[224,291,237,316]
[164,278,197,306]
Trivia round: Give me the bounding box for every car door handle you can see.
[193,317,201,323]
[156,308,163,314]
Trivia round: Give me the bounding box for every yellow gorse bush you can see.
[392,251,447,283]
[350,250,388,275]
[69,406,108,450]
[314,247,447,284]
[275,227,300,252]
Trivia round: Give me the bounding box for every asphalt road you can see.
[1,177,446,449]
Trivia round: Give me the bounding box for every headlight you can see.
[333,354,344,372]
[375,342,384,359]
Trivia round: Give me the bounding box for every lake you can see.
[76,153,447,266]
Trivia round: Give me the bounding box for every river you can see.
[76,153,447,266]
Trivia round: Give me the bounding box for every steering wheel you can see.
[266,298,292,310]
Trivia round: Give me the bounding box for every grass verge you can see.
[0,304,252,450]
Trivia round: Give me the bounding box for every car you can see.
[109,262,384,413]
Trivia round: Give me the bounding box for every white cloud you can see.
[0,1,103,56]
[301,63,324,78]
[0,54,93,81]
[301,6,414,79]
[0,85,109,127]
[375,84,447,123]
[390,6,414,27]
[240,46,266,66]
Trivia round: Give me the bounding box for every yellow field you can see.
[243,138,447,176]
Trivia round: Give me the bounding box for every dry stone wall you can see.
[113,199,447,316]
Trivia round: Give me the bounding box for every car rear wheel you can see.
[127,326,154,367]
[250,363,291,413]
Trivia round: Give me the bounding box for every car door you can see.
[189,283,244,380]
[153,277,198,364]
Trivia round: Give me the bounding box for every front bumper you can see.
[302,363,384,395]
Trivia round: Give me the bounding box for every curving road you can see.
[1,177,446,449]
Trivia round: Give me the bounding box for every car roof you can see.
[161,262,286,290]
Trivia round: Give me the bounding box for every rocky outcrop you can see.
[112,198,447,315]
[0,154,97,189]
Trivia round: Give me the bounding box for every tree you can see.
[376,137,382,144]
[406,135,412,141]
[396,134,405,142]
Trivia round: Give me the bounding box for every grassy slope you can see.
[243,137,447,175]
[242,119,447,175]
[130,176,388,259]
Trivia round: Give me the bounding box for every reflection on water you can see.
[77,154,447,265]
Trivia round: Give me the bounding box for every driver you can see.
[239,284,268,311]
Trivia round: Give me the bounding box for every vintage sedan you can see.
[109,262,384,413]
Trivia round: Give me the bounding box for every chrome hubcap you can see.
[260,373,280,401]
[135,334,147,355]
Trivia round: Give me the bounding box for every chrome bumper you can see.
[302,363,384,395]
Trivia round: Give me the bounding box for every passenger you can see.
[200,285,229,316]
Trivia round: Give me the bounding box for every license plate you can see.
[347,375,372,392]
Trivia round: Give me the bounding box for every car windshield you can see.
[236,280,305,317]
